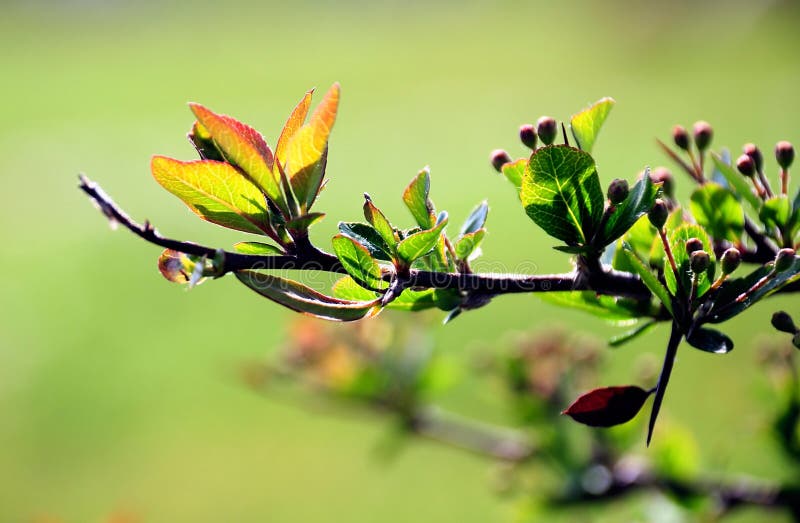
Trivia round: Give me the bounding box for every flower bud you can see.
[607,178,629,205]
[519,124,538,150]
[490,149,512,172]
[743,143,763,172]
[685,237,704,255]
[537,117,558,146]
[736,154,756,177]
[690,250,710,273]
[648,199,669,229]
[673,125,690,151]
[720,248,741,274]
[692,121,713,151]
[771,311,798,334]
[775,141,795,169]
[774,248,796,273]
[650,167,675,199]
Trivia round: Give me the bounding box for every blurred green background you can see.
[1,1,799,521]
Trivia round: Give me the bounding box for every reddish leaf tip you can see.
[563,385,651,428]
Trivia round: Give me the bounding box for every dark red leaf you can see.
[562,385,651,427]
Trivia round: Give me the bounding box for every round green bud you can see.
[774,248,796,273]
[771,311,798,334]
[693,121,713,151]
[607,178,629,205]
[775,141,795,170]
[736,154,756,177]
[672,125,690,150]
[720,248,741,274]
[648,199,669,229]
[743,143,764,172]
[690,250,710,273]
[651,167,675,199]
[685,237,704,255]
[490,149,512,172]
[536,117,558,146]
[519,124,538,150]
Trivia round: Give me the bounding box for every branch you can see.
[79,175,653,300]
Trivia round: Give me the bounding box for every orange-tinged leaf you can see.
[151,156,272,236]
[275,89,313,165]
[188,103,286,212]
[285,83,340,210]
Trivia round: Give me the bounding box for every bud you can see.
[736,154,756,177]
[692,121,713,151]
[685,237,704,255]
[720,248,741,274]
[775,141,795,169]
[774,248,796,272]
[648,199,669,229]
[690,250,710,273]
[672,125,690,151]
[537,116,558,146]
[607,179,629,205]
[650,167,675,198]
[743,143,764,172]
[771,311,798,334]
[519,124,538,150]
[490,149,512,172]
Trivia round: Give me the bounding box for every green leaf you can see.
[710,152,761,211]
[539,290,647,322]
[686,327,734,354]
[233,242,284,255]
[760,195,792,230]
[521,145,604,246]
[500,158,526,194]
[235,270,379,321]
[600,170,659,247]
[363,197,397,251]
[689,183,744,242]
[286,212,326,233]
[454,229,485,260]
[609,320,657,347]
[151,156,273,236]
[648,206,685,270]
[461,201,489,235]
[703,255,800,324]
[621,243,674,316]
[332,276,437,311]
[397,213,448,264]
[338,222,393,261]
[331,234,387,290]
[403,167,435,229]
[612,216,656,272]
[664,224,715,298]
[570,97,615,154]
[188,121,225,162]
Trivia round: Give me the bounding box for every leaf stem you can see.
[647,320,682,446]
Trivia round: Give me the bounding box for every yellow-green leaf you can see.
[570,97,615,154]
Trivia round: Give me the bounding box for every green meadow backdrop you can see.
[1,1,798,521]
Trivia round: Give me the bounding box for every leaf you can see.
[521,145,605,246]
[284,83,340,210]
[275,89,313,165]
[686,327,734,354]
[663,224,715,298]
[188,121,224,162]
[609,320,657,347]
[570,97,615,154]
[454,229,485,260]
[689,183,744,242]
[500,158,526,194]
[189,103,285,213]
[760,195,792,230]
[235,270,379,321]
[599,170,659,247]
[612,216,656,272]
[710,152,761,211]
[562,385,650,427]
[331,234,386,290]
[363,197,397,251]
[285,212,326,233]
[647,206,685,270]
[539,290,647,322]
[397,213,448,264]
[332,276,437,311]
[338,222,393,261]
[703,255,800,324]
[151,156,273,236]
[403,167,435,229]
[233,242,284,255]
[461,201,489,235]
[621,243,674,316]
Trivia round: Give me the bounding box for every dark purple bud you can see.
[648,199,669,229]
[519,124,538,149]
[693,121,713,151]
[736,154,756,177]
[607,179,629,205]
[673,125,690,150]
[772,311,798,334]
[774,248,796,273]
[720,248,741,274]
[776,141,795,170]
[685,237,703,255]
[743,143,764,172]
[490,149,512,172]
[690,250,710,273]
[537,117,558,146]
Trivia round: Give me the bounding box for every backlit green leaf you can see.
[233,242,284,255]
[332,276,437,311]
[363,197,397,250]
[570,97,615,154]
[664,224,715,298]
[501,158,526,195]
[397,213,448,264]
[621,243,674,316]
[710,152,761,211]
[760,195,792,230]
[689,183,744,242]
[539,290,647,322]
[454,229,485,260]
[612,216,656,272]
[338,222,393,261]
[600,170,659,247]
[403,167,435,229]
[331,234,386,290]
